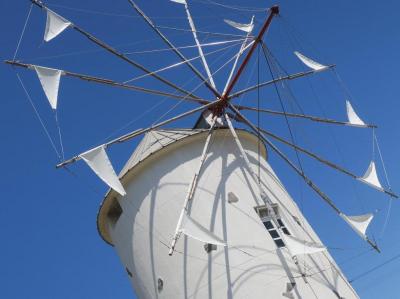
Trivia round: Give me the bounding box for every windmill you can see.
[6,1,397,298]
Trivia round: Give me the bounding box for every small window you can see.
[263,221,274,230]
[204,243,217,253]
[277,219,284,227]
[125,267,133,277]
[282,227,290,235]
[227,192,239,203]
[269,229,280,239]
[292,215,302,227]
[255,204,279,220]
[274,239,285,248]
[157,278,164,292]
[107,198,123,226]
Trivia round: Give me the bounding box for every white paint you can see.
[98,129,360,299]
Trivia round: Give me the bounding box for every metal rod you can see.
[127,0,221,98]
[56,101,218,168]
[222,16,254,94]
[169,116,217,256]
[31,0,201,100]
[228,66,335,100]
[257,127,357,179]
[221,5,279,101]
[235,104,377,129]
[228,103,380,252]
[5,60,210,104]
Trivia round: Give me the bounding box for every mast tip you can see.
[271,5,280,15]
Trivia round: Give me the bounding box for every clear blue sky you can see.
[1,0,399,298]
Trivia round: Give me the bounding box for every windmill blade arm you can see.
[233,104,377,128]
[228,66,335,100]
[228,103,380,252]
[256,126,359,179]
[127,0,221,98]
[30,0,201,100]
[56,101,218,168]
[5,60,211,104]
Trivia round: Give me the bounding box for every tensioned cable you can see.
[153,41,251,125]
[192,0,268,13]
[46,3,245,19]
[374,130,393,237]
[349,252,400,283]
[15,73,61,159]
[124,38,245,55]
[54,111,65,160]
[123,40,243,83]
[156,25,250,38]
[261,43,304,174]
[13,3,33,60]
[19,30,194,62]
[151,44,236,125]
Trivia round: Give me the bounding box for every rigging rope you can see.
[13,3,33,61]
[123,38,245,55]
[192,0,268,13]
[123,40,242,84]
[152,41,246,125]
[349,252,400,283]
[15,73,61,160]
[261,43,304,174]
[54,111,65,160]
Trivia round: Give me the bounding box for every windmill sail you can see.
[358,161,383,191]
[44,9,71,42]
[80,145,126,196]
[224,19,254,33]
[34,66,62,110]
[294,51,327,71]
[340,213,374,239]
[180,213,226,246]
[282,234,326,257]
[346,100,366,127]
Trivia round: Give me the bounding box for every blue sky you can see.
[1,0,399,298]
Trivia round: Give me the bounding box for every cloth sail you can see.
[358,161,383,191]
[282,282,296,299]
[179,213,226,246]
[294,51,327,71]
[44,9,71,42]
[346,100,366,127]
[340,213,374,239]
[80,145,126,196]
[224,19,254,33]
[34,66,62,110]
[282,234,326,257]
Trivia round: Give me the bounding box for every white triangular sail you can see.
[179,213,226,246]
[44,9,72,42]
[340,213,374,239]
[34,66,62,110]
[224,19,254,33]
[80,145,126,196]
[282,234,326,257]
[282,283,296,299]
[346,100,366,127]
[358,161,383,191]
[294,51,327,71]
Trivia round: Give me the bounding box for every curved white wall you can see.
[105,129,359,299]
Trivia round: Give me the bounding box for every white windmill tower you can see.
[7,1,398,298]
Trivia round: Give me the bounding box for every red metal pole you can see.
[220,5,279,103]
